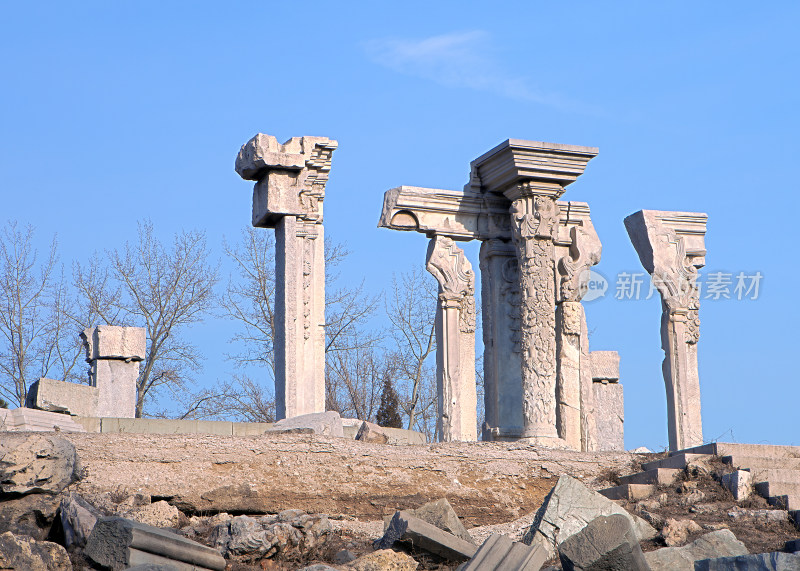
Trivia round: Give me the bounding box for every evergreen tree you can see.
[376,377,402,428]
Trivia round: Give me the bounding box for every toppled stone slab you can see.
[355,421,427,445]
[356,421,389,444]
[523,475,656,560]
[0,531,72,571]
[785,538,800,552]
[695,551,800,570]
[376,511,477,561]
[347,549,419,570]
[85,516,225,571]
[210,509,332,561]
[462,533,546,570]
[59,492,101,548]
[266,411,344,437]
[0,433,82,495]
[384,498,474,544]
[557,514,649,571]
[0,407,87,433]
[644,529,748,571]
[26,377,99,417]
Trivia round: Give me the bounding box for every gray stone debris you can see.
[383,498,474,545]
[557,514,650,571]
[376,511,477,561]
[356,420,389,443]
[0,493,62,539]
[695,552,800,570]
[0,531,72,571]
[265,411,344,437]
[59,492,101,548]
[785,538,800,552]
[0,433,82,495]
[523,475,656,561]
[461,533,547,570]
[210,509,332,561]
[85,516,226,571]
[644,529,748,571]
[347,549,419,570]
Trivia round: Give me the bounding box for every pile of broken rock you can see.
[2,432,800,570]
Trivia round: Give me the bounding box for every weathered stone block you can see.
[523,475,656,561]
[0,531,72,571]
[590,351,619,381]
[376,511,476,561]
[644,529,748,571]
[721,469,752,501]
[557,514,649,571]
[94,359,138,418]
[85,517,226,571]
[462,533,546,570]
[383,498,474,545]
[82,325,146,361]
[266,411,344,437]
[593,381,624,451]
[356,421,389,443]
[26,377,100,417]
[59,492,101,548]
[0,433,82,495]
[695,551,800,570]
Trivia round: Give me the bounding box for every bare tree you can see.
[76,221,219,417]
[385,267,438,433]
[0,221,88,405]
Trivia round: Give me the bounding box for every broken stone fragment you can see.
[346,549,419,570]
[694,551,800,570]
[0,531,72,571]
[383,498,474,544]
[85,516,226,571]
[645,529,748,571]
[59,492,101,548]
[557,514,650,571]
[523,475,656,561]
[265,411,345,437]
[375,511,476,561]
[0,433,83,495]
[461,533,547,570]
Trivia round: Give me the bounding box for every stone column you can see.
[555,224,602,451]
[236,134,337,420]
[80,325,145,418]
[624,210,707,451]
[479,239,524,440]
[425,235,478,442]
[590,351,624,451]
[506,188,563,443]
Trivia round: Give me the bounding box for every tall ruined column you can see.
[425,235,478,442]
[555,223,602,451]
[625,210,707,451]
[507,188,563,442]
[235,134,337,420]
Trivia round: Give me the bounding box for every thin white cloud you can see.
[363,31,595,113]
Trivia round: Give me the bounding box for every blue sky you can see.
[1,2,798,450]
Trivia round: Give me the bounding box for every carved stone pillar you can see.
[236,134,337,420]
[625,210,707,451]
[425,236,478,442]
[479,239,523,440]
[555,224,602,451]
[507,189,562,442]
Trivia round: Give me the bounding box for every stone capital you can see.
[235,134,337,228]
[468,139,598,196]
[426,236,476,333]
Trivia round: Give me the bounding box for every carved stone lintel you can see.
[625,209,707,451]
[426,236,477,442]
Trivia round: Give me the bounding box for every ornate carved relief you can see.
[425,236,476,333]
[557,225,602,303]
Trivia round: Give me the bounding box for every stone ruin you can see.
[231,134,710,451]
[25,325,145,420]
[235,134,337,421]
